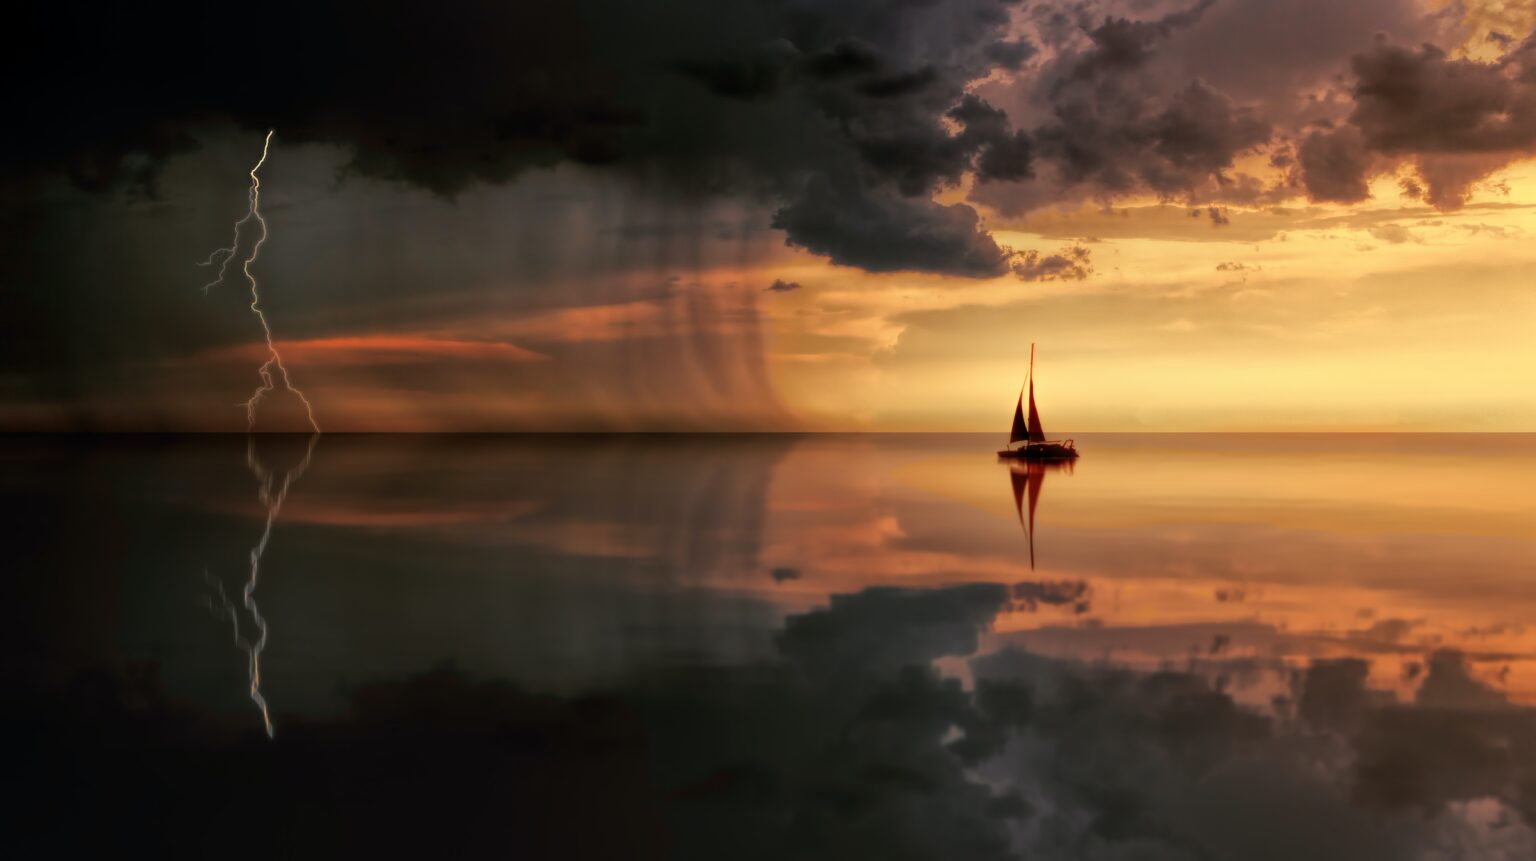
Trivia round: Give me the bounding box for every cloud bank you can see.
[13,1,1533,281]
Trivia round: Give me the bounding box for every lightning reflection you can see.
[206,434,319,737]
[199,129,320,433]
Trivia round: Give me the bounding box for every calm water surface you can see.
[5,433,1535,858]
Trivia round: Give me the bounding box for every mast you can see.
[1026,343,1046,444]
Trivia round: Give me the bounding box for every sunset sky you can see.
[4,0,1535,431]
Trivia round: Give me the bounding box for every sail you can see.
[1009,393,1028,444]
[1026,379,1046,443]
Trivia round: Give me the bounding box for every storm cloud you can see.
[10,1,1536,272]
[772,177,1045,278]
[6,0,1046,279]
[1300,35,1536,208]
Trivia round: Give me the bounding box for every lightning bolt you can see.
[199,129,321,433]
[205,434,319,738]
[199,129,323,736]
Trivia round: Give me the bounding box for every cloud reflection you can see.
[6,433,1536,856]
[16,578,1536,858]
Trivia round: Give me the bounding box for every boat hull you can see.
[997,443,1079,460]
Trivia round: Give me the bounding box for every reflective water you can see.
[5,433,1535,858]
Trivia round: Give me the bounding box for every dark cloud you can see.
[969,643,1536,859]
[673,47,796,101]
[1350,41,1536,156]
[969,2,1278,215]
[11,580,1031,858]
[1064,1,1220,83]
[1012,245,1092,281]
[857,65,942,99]
[1031,73,1271,199]
[1299,125,1374,203]
[771,177,1016,277]
[1160,0,1434,115]
[777,583,1011,675]
[985,39,1039,70]
[5,0,1054,280]
[1207,205,1231,225]
[1009,579,1092,612]
[1297,34,1536,209]
[805,38,884,79]
[949,95,1037,184]
[968,0,1536,216]
[1415,649,1512,710]
[1295,658,1383,731]
[10,0,1533,285]
[1355,617,1423,643]
[765,279,802,293]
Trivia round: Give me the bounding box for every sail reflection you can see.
[1003,457,1074,569]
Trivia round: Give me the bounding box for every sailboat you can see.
[997,343,1079,460]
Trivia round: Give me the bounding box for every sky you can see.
[3,0,1535,432]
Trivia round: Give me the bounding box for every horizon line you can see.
[2,429,1532,437]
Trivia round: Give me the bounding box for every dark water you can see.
[5,433,1536,858]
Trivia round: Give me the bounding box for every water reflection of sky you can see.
[5,433,1536,857]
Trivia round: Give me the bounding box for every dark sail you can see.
[1009,394,1028,444]
[1026,379,1046,443]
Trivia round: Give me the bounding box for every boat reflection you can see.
[1003,457,1074,569]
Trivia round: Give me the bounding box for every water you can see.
[5,433,1535,858]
